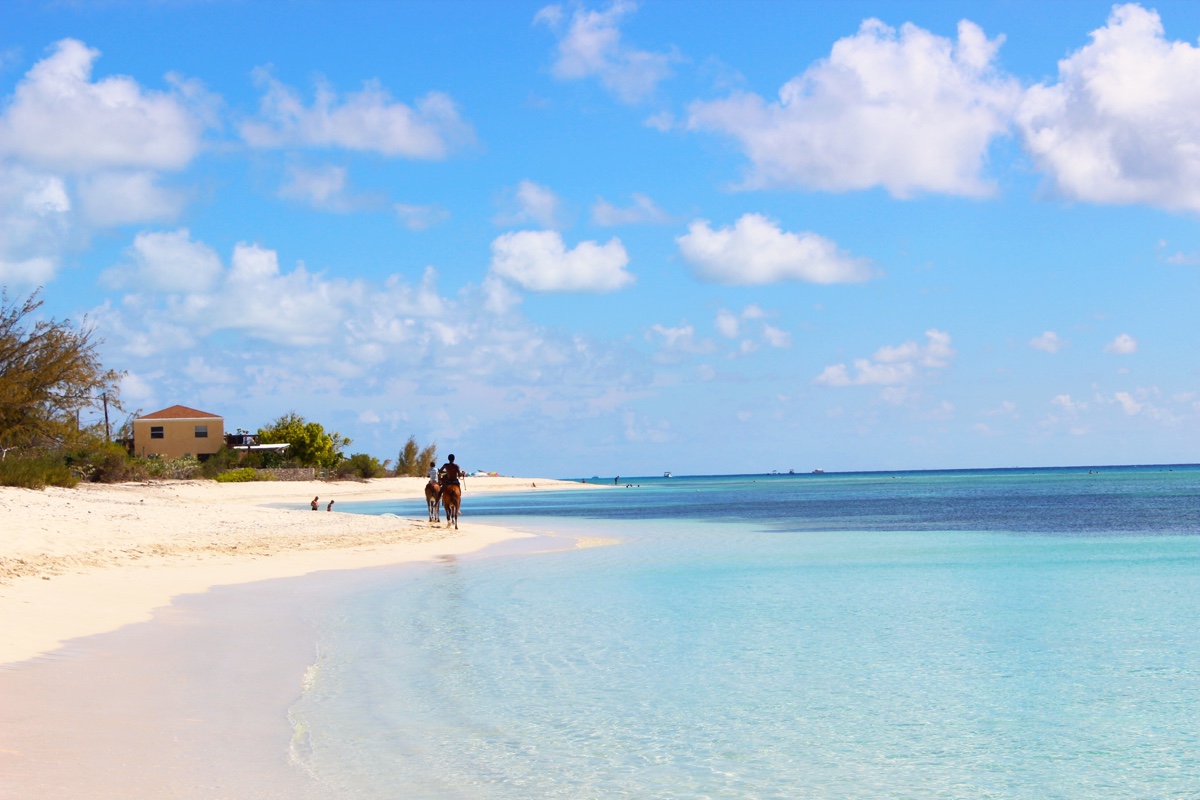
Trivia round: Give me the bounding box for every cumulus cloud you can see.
[591,192,668,225]
[0,165,70,284]
[78,171,187,226]
[1017,4,1200,211]
[677,213,872,285]
[535,1,675,103]
[278,163,354,210]
[714,304,790,350]
[240,70,473,158]
[495,180,562,228]
[102,228,222,293]
[1029,330,1065,353]
[1113,391,1143,415]
[0,38,209,173]
[489,230,634,292]
[1104,332,1138,354]
[815,329,955,387]
[687,19,1019,196]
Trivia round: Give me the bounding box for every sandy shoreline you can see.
[0,475,593,665]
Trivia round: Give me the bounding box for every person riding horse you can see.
[439,454,464,529]
[424,460,441,523]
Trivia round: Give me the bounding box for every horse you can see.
[424,482,441,524]
[441,483,461,530]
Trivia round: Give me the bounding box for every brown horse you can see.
[424,482,441,524]
[441,484,461,530]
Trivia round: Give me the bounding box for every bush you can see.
[0,453,78,488]
[199,446,245,479]
[337,453,385,479]
[64,439,147,483]
[146,455,202,480]
[214,467,272,483]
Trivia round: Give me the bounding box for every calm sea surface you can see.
[291,467,1200,798]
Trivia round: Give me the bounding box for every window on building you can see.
[195,425,208,438]
[150,426,164,439]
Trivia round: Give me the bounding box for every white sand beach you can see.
[0,475,590,666]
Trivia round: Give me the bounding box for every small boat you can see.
[663,471,672,478]
[812,469,824,474]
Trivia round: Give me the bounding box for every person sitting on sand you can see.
[310,496,319,511]
[326,500,334,512]
[439,454,464,490]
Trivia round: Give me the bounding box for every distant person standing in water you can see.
[311,496,319,511]
[327,500,334,512]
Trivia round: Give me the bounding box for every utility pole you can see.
[102,392,111,442]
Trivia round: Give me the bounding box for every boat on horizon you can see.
[663,471,672,478]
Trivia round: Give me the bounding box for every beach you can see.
[1,475,595,799]
[0,476,588,666]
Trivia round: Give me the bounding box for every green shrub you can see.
[64,439,147,483]
[146,455,202,480]
[337,453,385,479]
[214,467,272,483]
[199,446,244,479]
[0,453,78,488]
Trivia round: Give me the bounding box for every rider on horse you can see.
[426,459,440,496]
[439,454,463,489]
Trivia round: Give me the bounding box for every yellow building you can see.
[132,405,224,460]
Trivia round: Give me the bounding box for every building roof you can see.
[137,405,223,421]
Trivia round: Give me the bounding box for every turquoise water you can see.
[290,467,1200,798]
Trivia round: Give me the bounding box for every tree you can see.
[417,441,437,474]
[396,434,437,476]
[258,412,350,469]
[0,288,123,451]
[397,435,419,475]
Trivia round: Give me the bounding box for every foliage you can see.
[417,442,437,475]
[63,438,148,483]
[337,452,385,479]
[396,434,437,476]
[0,287,123,450]
[258,412,349,469]
[0,452,78,488]
[146,454,202,480]
[198,446,245,479]
[214,467,271,483]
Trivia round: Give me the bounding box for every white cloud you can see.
[535,1,675,103]
[0,165,70,284]
[715,308,739,338]
[495,180,562,228]
[762,324,791,348]
[278,163,352,210]
[1017,4,1200,211]
[714,304,790,349]
[395,202,450,231]
[1052,393,1080,412]
[102,228,223,293]
[78,171,187,226]
[489,230,634,292]
[240,70,473,158]
[677,213,872,285]
[1113,390,1142,415]
[1029,330,1065,353]
[0,38,209,173]
[592,192,668,225]
[815,329,955,387]
[687,19,1019,196]
[648,322,696,350]
[1104,333,1138,354]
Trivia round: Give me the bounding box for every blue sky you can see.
[4,1,1200,476]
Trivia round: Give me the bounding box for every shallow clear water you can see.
[290,467,1200,798]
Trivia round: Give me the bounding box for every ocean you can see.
[292,466,1200,798]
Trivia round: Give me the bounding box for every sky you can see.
[3,0,1200,477]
